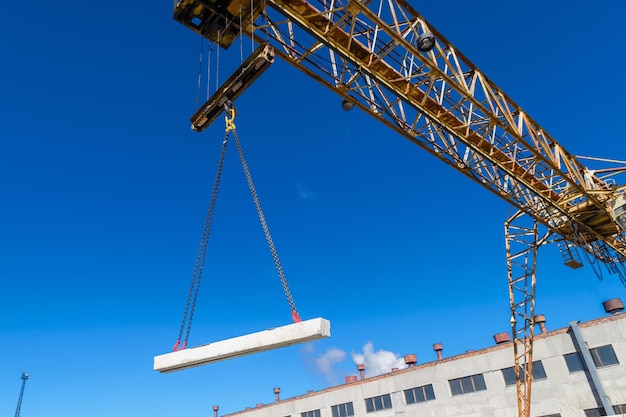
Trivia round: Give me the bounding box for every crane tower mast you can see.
[171,0,626,415]
[14,372,29,417]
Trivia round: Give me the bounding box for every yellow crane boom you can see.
[170,0,626,415]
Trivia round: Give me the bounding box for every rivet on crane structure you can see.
[167,0,626,415]
[14,372,29,417]
[153,92,330,373]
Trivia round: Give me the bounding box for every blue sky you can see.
[1,1,625,416]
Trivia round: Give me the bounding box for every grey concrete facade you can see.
[221,313,626,417]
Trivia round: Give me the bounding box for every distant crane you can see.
[14,372,29,417]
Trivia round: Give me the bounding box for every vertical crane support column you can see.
[505,212,539,417]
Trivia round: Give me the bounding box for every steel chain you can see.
[175,113,302,351]
[232,128,301,321]
[175,131,230,349]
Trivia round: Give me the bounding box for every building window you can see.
[404,384,435,404]
[584,408,607,417]
[365,394,392,412]
[448,374,487,395]
[301,410,321,417]
[564,352,585,373]
[585,405,626,417]
[501,361,547,386]
[331,402,354,417]
[590,345,620,368]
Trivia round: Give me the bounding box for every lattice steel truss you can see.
[505,212,540,417]
[236,0,626,263]
[172,0,626,415]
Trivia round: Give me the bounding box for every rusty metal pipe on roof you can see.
[603,298,624,314]
[494,332,511,344]
[345,375,357,384]
[404,354,417,367]
[274,387,280,403]
[535,314,548,334]
[357,364,365,380]
[433,343,443,360]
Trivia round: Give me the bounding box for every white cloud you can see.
[351,342,406,377]
[308,347,346,383]
[301,342,405,384]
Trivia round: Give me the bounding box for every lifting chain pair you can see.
[174,103,301,351]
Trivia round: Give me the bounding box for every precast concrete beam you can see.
[154,317,331,373]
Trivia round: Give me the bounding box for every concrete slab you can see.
[154,317,331,373]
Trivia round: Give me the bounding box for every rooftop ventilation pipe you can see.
[274,387,280,403]
[603,298,624,315]
[357,364,365,380]
[213,406,219,417]
[345,375,358,384]
[534,314,548,333]
[493,332,511,344]
[404,354,417,367]
[433,343,443,360]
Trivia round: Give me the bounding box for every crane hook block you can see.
[190,44,274,133]
[153,317,330,373]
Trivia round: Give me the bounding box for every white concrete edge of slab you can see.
[153,317,331,373]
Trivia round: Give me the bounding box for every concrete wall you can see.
[222,314,626,417]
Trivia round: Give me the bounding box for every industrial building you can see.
[216,299,626,417]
